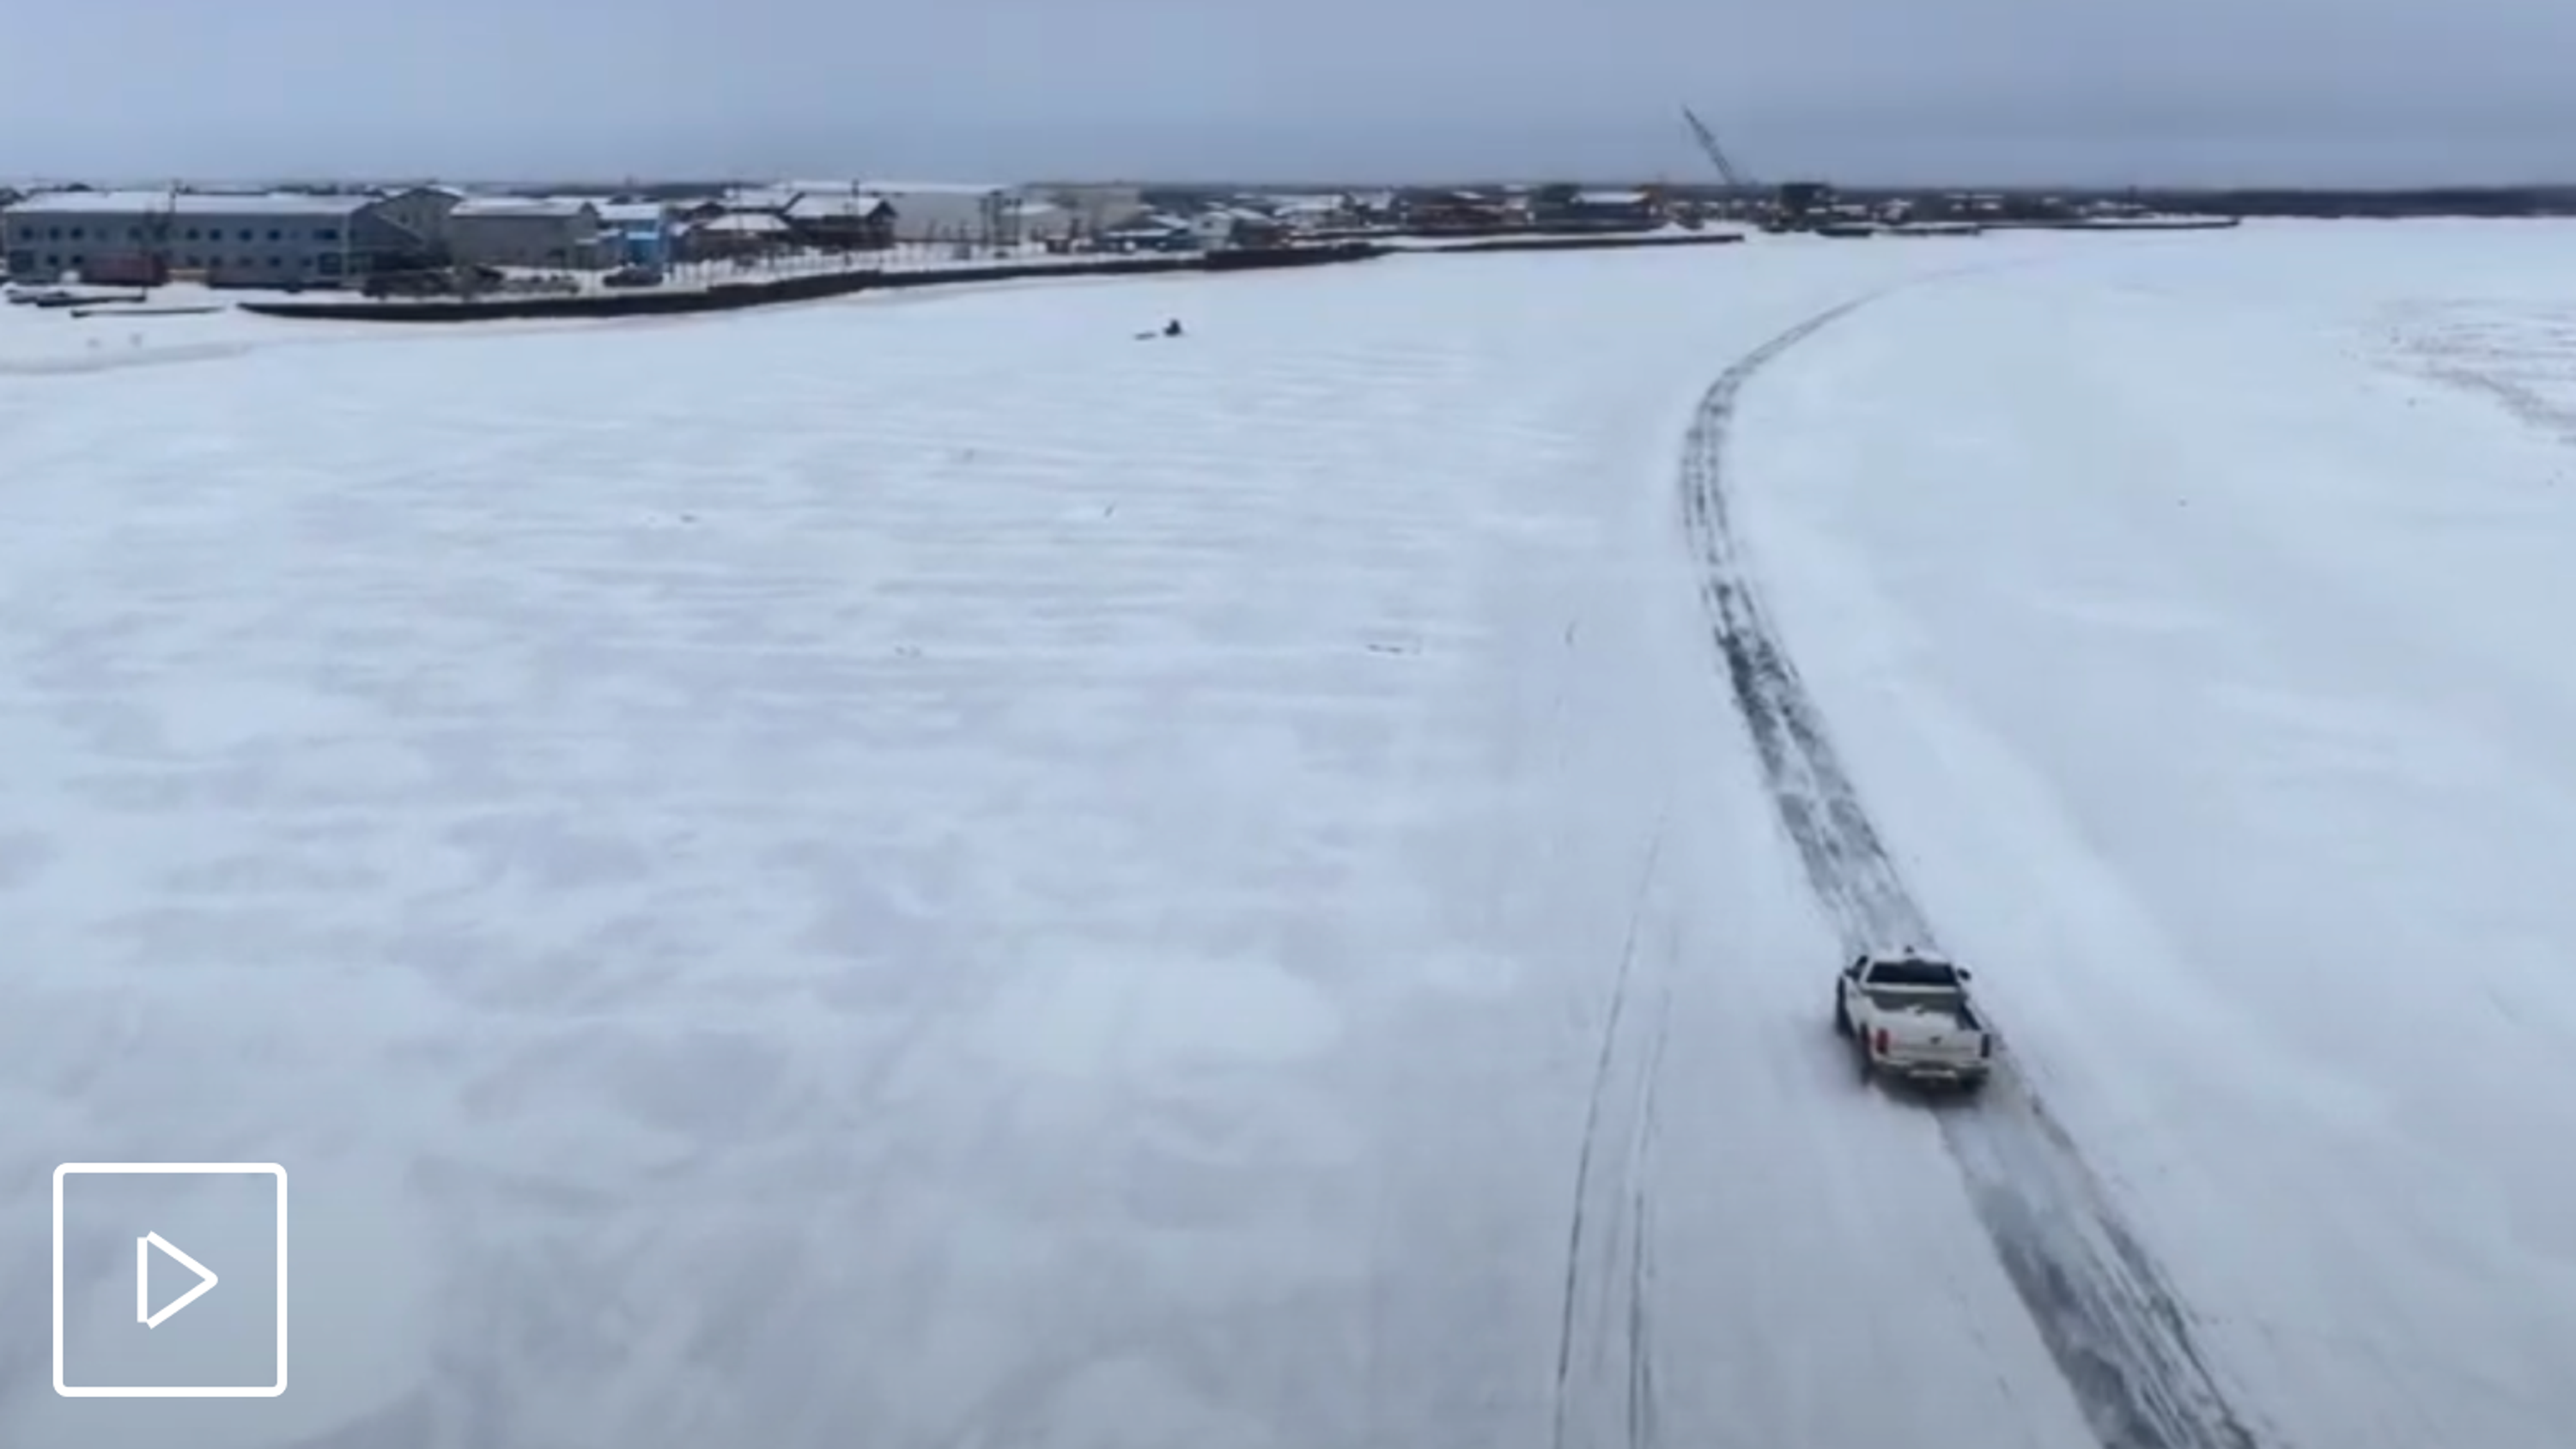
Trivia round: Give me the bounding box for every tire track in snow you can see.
[1678,298,2268,1449]
[1551,822,1668,1449]
[1620,969,1669,1449]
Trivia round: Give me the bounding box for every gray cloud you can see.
[3,0,2571,185]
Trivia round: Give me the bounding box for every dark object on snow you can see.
[1163,318,1183,336]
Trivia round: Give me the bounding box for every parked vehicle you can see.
[361,264,507,300]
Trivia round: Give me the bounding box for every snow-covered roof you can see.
[690,213,789,233]
[782,194,893,220]
[4,189,375,218]
[1573,189,1651,205]
[736,179,1011,206]
[719,187,804,212]
[450,197,597,220]
[595,202,671,223]
[857,180,1011,197]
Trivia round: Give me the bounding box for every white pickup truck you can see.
[1834,951,1995,1092]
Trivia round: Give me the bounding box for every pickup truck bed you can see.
[1862,990,1981,1032]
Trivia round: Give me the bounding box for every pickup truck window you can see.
[1863,960,1961,988]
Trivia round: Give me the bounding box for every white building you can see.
[1032,184,1149,239]
[853,181,1024,244]
[2,189,431,285]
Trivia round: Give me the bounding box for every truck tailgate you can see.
[1881,1009,1986,1066]
[1895,1033,1984,1067]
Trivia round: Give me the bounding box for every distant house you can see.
[679,211,791,261]
[1100,213,1207,252]
[781,192,896,251]
[1594,187,1663,221]
[597,201,678,268]
[1267,195,1353,231]
[1537,188,1661,227]
[1189,207,1285,250]
[444,197,606,269]
[722,185,814,216]
[1397,189,1511,232]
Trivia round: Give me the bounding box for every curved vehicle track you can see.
[1678,296,2268,1449]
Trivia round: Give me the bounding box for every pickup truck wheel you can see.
[1855,1038,1874,1085]
[1832,995,1851,1036]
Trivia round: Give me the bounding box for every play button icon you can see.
[137,1231,219,1329]
[54,1162,287,1397]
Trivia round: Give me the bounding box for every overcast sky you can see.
[3,0,2571,187]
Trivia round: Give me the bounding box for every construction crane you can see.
[1680,105,1835,230]
[1680,106,1757,212]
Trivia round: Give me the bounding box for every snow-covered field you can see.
[4,221,2576,1449]
[0,268,1230,376]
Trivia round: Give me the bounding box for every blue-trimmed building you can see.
[597,202,676,270]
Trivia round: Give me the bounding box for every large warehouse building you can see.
[442,197,609,270]
[2,188,445,286]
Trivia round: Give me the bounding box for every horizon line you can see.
[11,173,2576,195]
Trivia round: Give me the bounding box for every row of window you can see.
[12,252,343,274]
[10,223,343,244]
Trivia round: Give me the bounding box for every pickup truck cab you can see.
[1835,952,1994,1092]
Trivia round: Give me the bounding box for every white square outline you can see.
[53,1163,289,1398]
